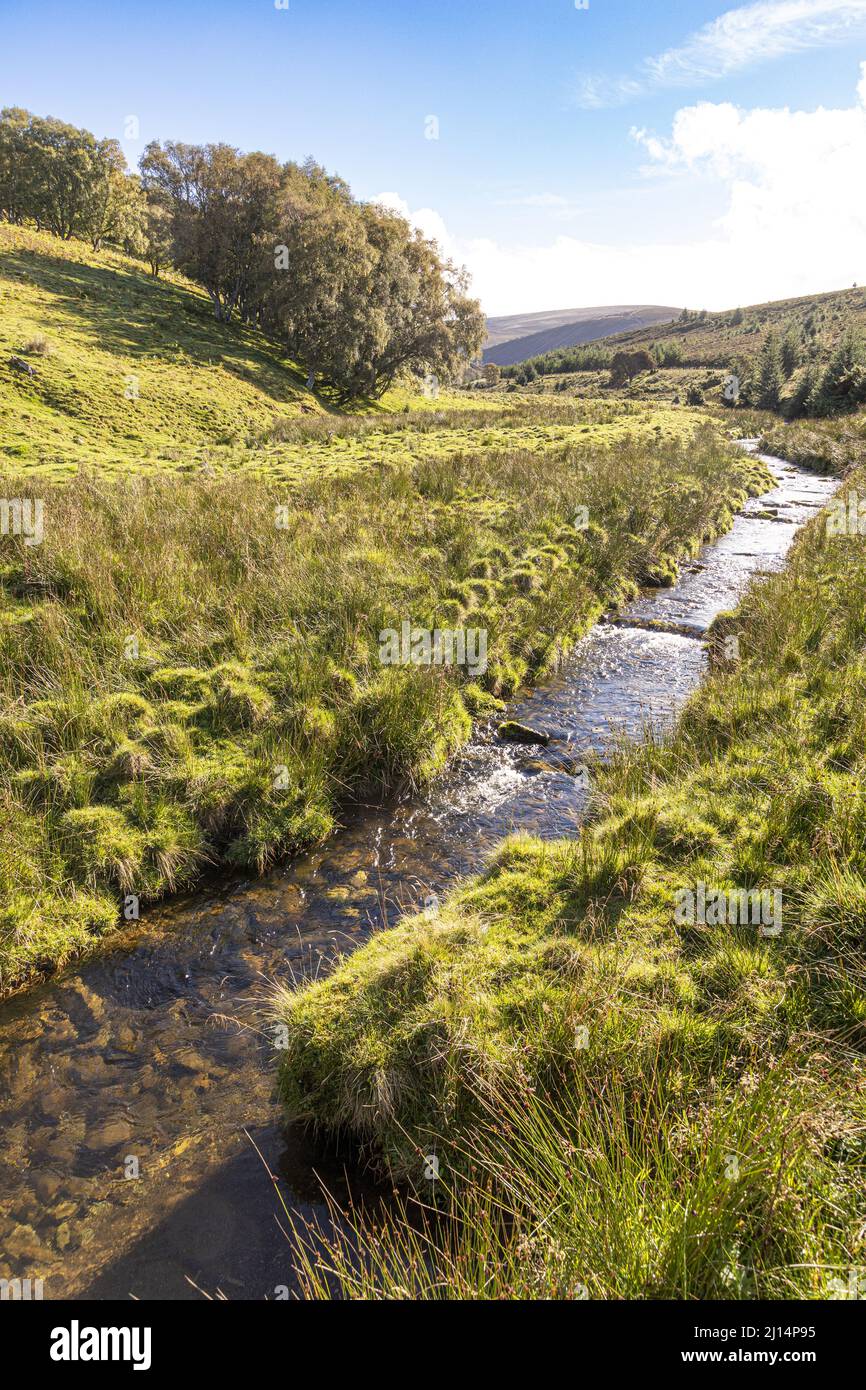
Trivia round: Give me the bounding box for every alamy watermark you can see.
[379,620,487,678]
[1,1276,44,1300]
[826,490,866,538]
[674,883,783,937]
[0,498,43,546]
[49,1322,152,1370]
[827,1268,866,1299]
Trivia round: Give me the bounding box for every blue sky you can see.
[3,0,866,313]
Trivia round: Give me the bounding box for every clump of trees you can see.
[0,109,484,403]
[722,325,866,417]
[0,107,143,249]
[802,332,866,416]
[501,343,613,382]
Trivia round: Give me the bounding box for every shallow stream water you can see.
[0,450,837,1300]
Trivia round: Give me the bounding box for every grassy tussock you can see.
[275,419,866,1298]
[0,424,766,993]
[757,413,866,476]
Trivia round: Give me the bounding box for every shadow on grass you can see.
[3,249,312,408]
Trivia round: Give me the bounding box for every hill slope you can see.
[523,286,866,373]
[484,304,679,366]
[0,225,325,478]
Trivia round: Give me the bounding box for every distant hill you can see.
[484,305,680,366]
[509,287,866,377]
[582,287,866,367]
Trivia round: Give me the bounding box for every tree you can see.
[780,329,800,378]
[0,108,141,247]
[755,332,784,410]
[271,200,483,400]
[812,333,866,415]
[0,108,32,224]
[140,193,174,277]
[80,141,141,250]
[27,118,107,239]
[139,140,286,322]
[483,362,501,386]
[352,203,484,401]
[609,349,654,386]
[786,364,818,418]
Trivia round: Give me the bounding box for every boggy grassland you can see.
[0,223,774,995]
[276,416,866,1300]
[0,419,767,995]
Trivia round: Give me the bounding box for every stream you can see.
[0,449,837,1300]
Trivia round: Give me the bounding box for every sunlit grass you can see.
[0,420,766,993]
[274,416,866,1299]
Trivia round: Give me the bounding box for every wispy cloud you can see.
[576,0,866,108]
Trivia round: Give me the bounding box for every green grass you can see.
[491,364,735,410]
[756,413,866,475]
[275,416,866,1299]
[0,225,772,994]
[1,224,714,484]
[0,225,333,479]
[0,414,768,994]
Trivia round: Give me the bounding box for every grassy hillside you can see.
[495,285,866,407]
[276,416,866,1299]
[0,224,326,479]
[613,287,866,367]
[0,225,715,484]
[483,304,679,367]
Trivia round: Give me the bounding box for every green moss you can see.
[103,738,153,781]
[147,667,211,701]
[205,663,273,731]
[59,805,146,893]
[461,682,506,717]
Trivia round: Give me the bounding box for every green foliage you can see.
[0,107,144,250]
[3,104,484,404]
[755,331,784,410]
[609,349,655,386]
[811,333,866,416]
[139,140,485,401]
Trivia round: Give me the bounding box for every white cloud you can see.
[381,66,866,316]
[577,0,866,107]
[370,191,453,251]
